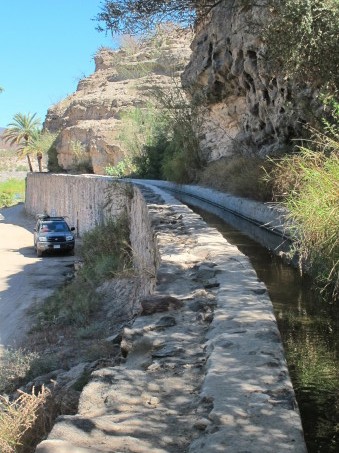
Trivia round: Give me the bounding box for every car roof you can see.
[37,215,67,221]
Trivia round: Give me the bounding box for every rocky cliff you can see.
[44,27,192,173]
[182,0,316,161]
[45,3,319,174]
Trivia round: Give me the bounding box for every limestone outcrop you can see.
[181,0,316,161]
[44,28,192,173]
[45,3,319,173]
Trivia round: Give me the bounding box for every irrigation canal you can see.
[172,192,338,453]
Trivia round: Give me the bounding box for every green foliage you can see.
[80,215,132,280]
[118,106,161,157]
[152,85,205,182]
[112,85,204,182]
[0,178,25,208]
[47,144,62,172]
[105,158,136,178]
[69,140,93,173]
[269,99,339,297]
[264,0,339,90]
[25,131,57,157]
[2,112,41,172]
[96,0,207,35]
[36,275,100,327]
[133,135,169,179]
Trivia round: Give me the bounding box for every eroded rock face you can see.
[44,28,192,173]
[182,1,315,161]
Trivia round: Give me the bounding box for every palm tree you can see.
[3,113,41,172]
[25,129,57,172]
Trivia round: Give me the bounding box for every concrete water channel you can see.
[139,181,338,453]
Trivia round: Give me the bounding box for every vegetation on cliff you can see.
[264,0,339,91]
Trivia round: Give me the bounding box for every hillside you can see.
[44,27,193,174]
[44,4,324,179]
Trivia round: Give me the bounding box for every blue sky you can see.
[0,1,117,127]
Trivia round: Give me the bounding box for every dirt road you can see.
[0,204,75,350]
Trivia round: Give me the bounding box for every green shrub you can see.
[263,0,339,90]
[47,144,62,172]
[133,134,169,179]
[281,149,338,297]
[36,276,100,327]
[81,216,132,277]
[105,158,136,178]
[115,86,204,182]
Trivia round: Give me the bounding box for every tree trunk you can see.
[27,154,33,172]
[37,152,43,172]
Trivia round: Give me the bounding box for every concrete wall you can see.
[25,173,159,296]
[25,173,128,236]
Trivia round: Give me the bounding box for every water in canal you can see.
[178,197,338,452]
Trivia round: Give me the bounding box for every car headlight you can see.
[66,235,74,241]
[38,236,48,242]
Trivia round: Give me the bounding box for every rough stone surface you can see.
[44,28,192,173]
[34,179,306,452]
[182,0,317,160]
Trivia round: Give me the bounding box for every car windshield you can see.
[40,221,69,233]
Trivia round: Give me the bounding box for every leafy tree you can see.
[95,0,223,35]
[2,113,41,172]
[263,0,339,91]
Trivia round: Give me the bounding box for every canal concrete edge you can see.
[30,177,306,452]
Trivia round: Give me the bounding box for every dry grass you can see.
[269,148,339,297]
[0,387,52,453]
[198,156,274,201]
